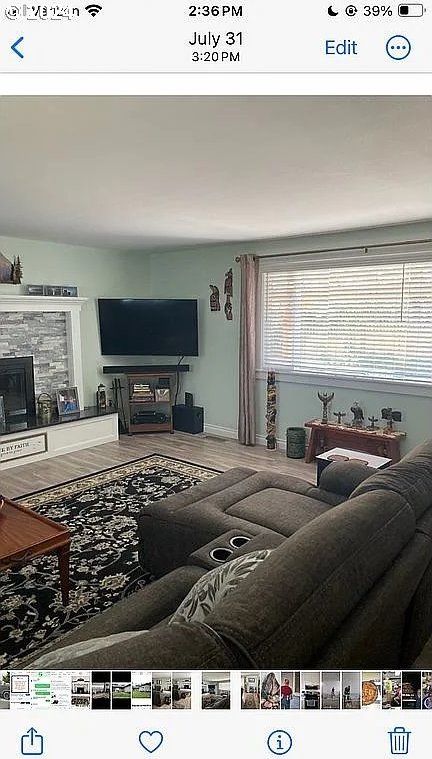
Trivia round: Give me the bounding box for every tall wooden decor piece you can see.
[266,370,277,449]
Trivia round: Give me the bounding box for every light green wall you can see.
[0,236,150,405]
[147,221,432,453]
[2,221,431,452]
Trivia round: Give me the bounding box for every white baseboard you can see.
[204,424,285,449]
[204,424,238,440]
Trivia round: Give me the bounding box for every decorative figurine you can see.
[333,410,346,425]
[12,256,23,284]
[318,391,334,424]
[224,267,233,321]
[209,285,221,312]
[96,383,107,410]
[0,250,22,284]
[350,401,364,428]
[367,415,379,430]
[381,408,402,432]
[266,370,277,450]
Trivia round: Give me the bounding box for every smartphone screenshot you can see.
[0,1,431,758]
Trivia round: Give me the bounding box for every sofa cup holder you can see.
[209,547,233,563]
[229,535,252,549]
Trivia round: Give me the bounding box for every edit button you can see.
[325,40,359,55]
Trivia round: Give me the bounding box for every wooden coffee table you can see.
[0,495,71,605]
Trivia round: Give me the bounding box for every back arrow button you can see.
[11,36,24,58]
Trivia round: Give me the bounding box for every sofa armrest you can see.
[319,461,374,497]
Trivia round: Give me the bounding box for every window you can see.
[260,247,432,387]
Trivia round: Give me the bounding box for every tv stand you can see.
[126,371,176,435]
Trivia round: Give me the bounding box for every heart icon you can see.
[138,731,164,754]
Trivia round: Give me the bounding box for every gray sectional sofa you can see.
[25,440,432,669]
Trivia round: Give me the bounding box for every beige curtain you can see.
[238,254,258,445]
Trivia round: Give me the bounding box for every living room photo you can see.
[0,95,431,671]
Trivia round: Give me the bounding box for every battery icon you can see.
[398,3,424,15]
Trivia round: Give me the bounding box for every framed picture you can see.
[62,286,78,297]
[0,432,47,463]
[43,285,63,297]
[26,284,45,296]
[155,388,170,402]
[56,387,80,416]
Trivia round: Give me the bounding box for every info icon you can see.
[267,730,293,756]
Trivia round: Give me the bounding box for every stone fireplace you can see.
[0,295,119,470]
[0,294,85,409]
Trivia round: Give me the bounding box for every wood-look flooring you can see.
[0,431,316,500]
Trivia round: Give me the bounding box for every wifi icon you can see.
[85,3,102,16]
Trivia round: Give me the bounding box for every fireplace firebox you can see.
[0,356,36,423]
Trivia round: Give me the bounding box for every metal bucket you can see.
[286,427,306,459]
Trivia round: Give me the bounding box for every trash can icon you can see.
[388,727,411,755]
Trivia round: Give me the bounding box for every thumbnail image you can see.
[241,672,260,709]
[71,671,90,708]
[342,672,361,709]
[172,672,191,709]
[322,671,341,710]
[152,672,172,709]
[202,672,230,710]
[281,671,300,709]
[421,672,432,709]
[362,671,382,709]
[9,672,31,709]
[49,671,73,709]
[112,671,131,710]
[0,671,10,710]
[261,671,280,709]
[132,671,152,709]
[382,671,401,709]
[91,671,111,710]
[30,671,52,708]
[301,671,321,709]
[401,671,421,709]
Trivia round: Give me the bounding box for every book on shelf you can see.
[131,383,154,401]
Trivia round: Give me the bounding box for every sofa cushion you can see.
[138,469,331,576]
[350,441,432,519]
[226,489,333,536]
[319,460,374,497]
[205,489,416,666]
[170,549,272,625]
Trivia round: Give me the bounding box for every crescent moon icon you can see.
[328,5,339,15]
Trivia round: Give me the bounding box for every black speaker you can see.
[173,404,204,434]
[184,392,194,407]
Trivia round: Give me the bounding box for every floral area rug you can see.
[0,455,218,668]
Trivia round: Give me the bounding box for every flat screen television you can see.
[97,299,199,356]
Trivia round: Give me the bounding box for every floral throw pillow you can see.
[169,549,272,625]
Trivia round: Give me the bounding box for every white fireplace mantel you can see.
[0,295,88,402]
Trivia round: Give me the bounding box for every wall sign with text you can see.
[0,433,48,463]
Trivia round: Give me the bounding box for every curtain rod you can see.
[234,237,432,263]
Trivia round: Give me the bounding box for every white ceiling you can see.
[0,96,431,251]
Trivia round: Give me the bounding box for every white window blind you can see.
[260,257,432,386]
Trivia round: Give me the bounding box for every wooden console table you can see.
[304,419,406,465]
